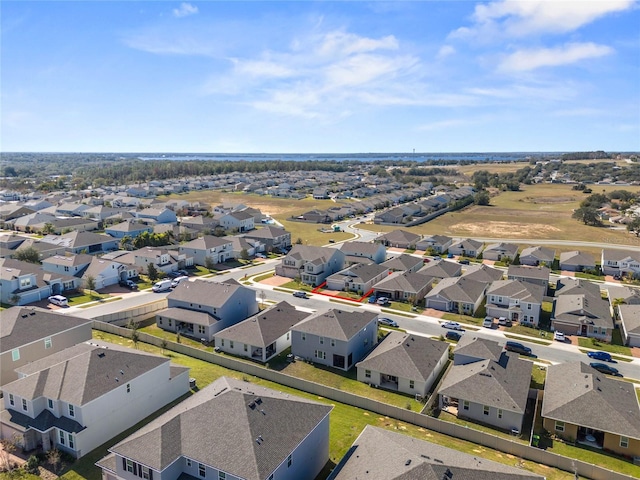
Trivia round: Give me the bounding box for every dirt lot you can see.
[450,221,561,238]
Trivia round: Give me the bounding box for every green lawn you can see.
[437,410,529,445]
[279,279,313,291]
[136,324,210,351]
[577,337,632,356]
[503,333,552,346]
[66,291,111,306]
[440,312,483,326]
[530,364,547,390]
[252,270,275,282]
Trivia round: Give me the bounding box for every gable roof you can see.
[41,231,115,248]
[180,235,232,250]
[417,259,461,279]
[106,377,332,479]
[356,331,448,382]
[283,245,343,264]
[559,250,596,267]
[461,264,504,283]
[427,276,487,304]
[453,336,504,363]
[330,426,543,480]
[215,301,309,346]
[602,248,640,263]
[619,305,640,335]
[42,254,94,267]
[0,307,91,353]
[438,353,531,414]
[484,242,519,256]
[338,241,384,257]
[519,246,555,262]
[507,265,550,281]
[486,279,545,304]
[328,263,389,284]
[381,254,423,272]
[376,229,421,244]
[542,362,640,440]
[373,271,434,293]
[292,309,377,341]
[167,279,248,309]
[243,225,289,240]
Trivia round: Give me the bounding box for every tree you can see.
[128,320,140,349]
[627,217,640,237]
[204,256,216,271]
[160,338,168,355]
[295,237,303,245]
[42,222,55,235]
[84,275,97,299]
[147,263,159,282]
[0,439,17,471]
[14,246,41,264]
[240,248,250,261]
[259,290,267,309]
[46,449,62,475]
[572,207,602,226]
[473,191,491,206]
[9,294,21,306]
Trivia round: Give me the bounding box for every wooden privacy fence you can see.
[93,321,636,480]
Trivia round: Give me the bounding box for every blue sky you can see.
[2,1,639,153]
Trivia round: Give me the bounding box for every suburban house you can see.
[223,235,263,259]
[243,225,291,253]
[178,215,220,233]
[105,221,154,239]
[41,254,93,277]
[0,258,79,306]
[542,362,640,458]
[507,265,550,288]
[0,307,92,386]
[452,335,504,366]
[40,231,118,254]
[374,229,421,249]
[81,257,137,290]
[122,247,189,275]
[218,211,255,232]
[329,425,543,480]
[97,376,332,480]
[12,239,66,261]
[132,208,177,224]
[214,301,309,363]
[338,241,386,265]
[551,278,613,341]
[424,276,487,315]
[291,309,378,371]
[438,350,531,434]
[381,254,423,273]
[559,251,596,272]
[156,280,259,342]
[275,245,345,287]
[416,234,453,253]
[372,272,434,303]
[601,248,640,277]
[607,285,640,306]
[325,264,389,294]
[418,258,462,278]
[618,304,640,347]
[448,238,484,258]
[519,246,556,267]
[461,264,504,284]
[0,342,190,458]
[178,236,234,266]
[482,242,519,262]
[485,279,545,326]
[356,331,448,397]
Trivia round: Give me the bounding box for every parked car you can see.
[119,279,139,290]
[498,316,512,326]
[48,295,69,307]
[368,296,377,304]
[504,341,532,356]
[152,279,173,292]
[328,239,335,243]
[171,276,189,288]
[377,297,390,306]
[423,258,431,263]
[255,253,266,259]
[553,331,565,342]
[589,362,621,376]
[445,331,462,341]
[378,317,399,328]
[293,291,307,299]
[458,259,470,265]
[587,351,613,362]
[483,317,494,328]
[441,321,462,331]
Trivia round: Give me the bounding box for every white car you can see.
[441,321,462,331]
[170,276,189,288]
[554,331,566,342]
[48,295,68,307]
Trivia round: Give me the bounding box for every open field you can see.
[359,183,640,246]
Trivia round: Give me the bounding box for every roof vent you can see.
[405,459,411,466]
[260,409,266,415]
[120,370,124,375]
[98,352,106,358]
[248,402,256,409]
[255,397,262,405]
[115,377,119,382]
[30,311,36,316]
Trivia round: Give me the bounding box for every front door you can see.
[581,324,588,335]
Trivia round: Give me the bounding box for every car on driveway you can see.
[483,317,494,328]
[441,321,462,331]
[587,351,613,362]
[119,279,139,290]
[589,362,621,376]
[378,317,399,328]
[553,331,565,342]
[498,316,512,327]
[504,341,532,356]
[376,297,390,306]
[293,291,308,299]
[445,331,462,341]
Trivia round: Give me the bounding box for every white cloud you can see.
[417,119,472,131]
[450,0,634,39]
[316,31,399,57]
[499,42,614,72]
[173,2,198,18]
[437,45,456,59]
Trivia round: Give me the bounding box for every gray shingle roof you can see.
[158,307,218,326]
[520,246,555,263]
[381,254,423,272]
[602,248,640,263]
[338,241,383,257]
[542,362,640,440]
[486,280,545,304]
[214,301,309,347]
[507,265,550,281]
[438,353,531,413]
[243,226,289,240]
[373,271,434,294]
[330,425,543,480]
[1,407,85,434]
[619,304,640,334]
[376,229,421,244]
[106,377,332,480]
[454,336,504,363]
[461,264,504,283]
[167,279,245,308]
[426,276,486,304]
[418,259,461,278]
[559,250,596,267]
[292,309,377,341]
[0,307,91,353]
[328,263,389,284]
[180,235,232,250]
[484,242,519,256]
[356,331,448,382]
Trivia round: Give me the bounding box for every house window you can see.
[12,349,20,361]
[218,473,226,480]
[498,409,503,419]
[142,467,150,480]
[198,325,206,335]
[68,404,75,417]
[59,430,66,446]
[555,421,565,433]
[186,459,192,467]
[48,399,54,409]
[127,383,131,393]
[527,303,531,310]
[286,332,290,341]
[287,455,292,467]
[365,370,371,378]
[268,475,274,480]
[620,436,629,448]
[314,350,325,360]
[230,341,234,349]
[319,337,324,345]
[244,344,248,352]
[168,319,172,327]
[68,433,74,449]
[159,319,163,325]
[302,333,306,341]
[330,339,336,347]
[20,278,31,288]
[409,380,415,389]
[64,266,69,272]
[9,394,14,406]
[220,339,225,347]
[463,400,469,411]
[483,405,490,416]
[22,399,27,411]
[198,464,206,477]
[44,338,52,349]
